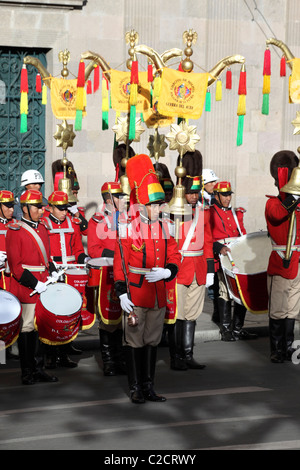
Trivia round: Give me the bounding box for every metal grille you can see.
[0,47,47,198]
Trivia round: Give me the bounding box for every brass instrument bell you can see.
[280,164,300,196]
[58,177,78,204]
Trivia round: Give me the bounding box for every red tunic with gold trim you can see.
[114,217,181,309]
[176,204,214,286]
[265,195,300,279]
[6,220,51,303]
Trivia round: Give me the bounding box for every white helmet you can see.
[202,168,219,185]
[20,170,44,187]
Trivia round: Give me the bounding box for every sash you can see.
[164,278,177,324]
[19,221,49,267]
[45,216,74,265]
[180,203,201,258]
[97,265,122,325]
[231,208,243,237]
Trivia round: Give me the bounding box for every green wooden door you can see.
[0,47,47,198]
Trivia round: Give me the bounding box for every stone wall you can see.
[0,0,299,232]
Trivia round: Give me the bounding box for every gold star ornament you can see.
[166,121,200,156]
[147,129,168,162]
[292,111,300,135]
[53,120,76,151]
[112,114,145,143]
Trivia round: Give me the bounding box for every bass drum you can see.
[220,231,272,313]
[34,283,82,345]
[86,257,114,287]
[64,267,95,330]
[0,290,22,349]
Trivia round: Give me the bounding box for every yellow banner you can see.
[290,58,300,104]
[50,78,86,119]
[110,70,151,113]
[157,68,208,119]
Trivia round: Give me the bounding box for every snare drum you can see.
[220,231,272,313]
[64,267,95,330]
[0,290,22,349]
[34,283,82,345]
[87,257,114,287]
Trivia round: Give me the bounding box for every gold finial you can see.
[58,49,71,78]
[181,29,198,72]
[125,29,139,70]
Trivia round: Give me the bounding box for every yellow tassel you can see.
[76,86,84,111]
[42,84,47,105]
[20,92,28,114]
[237,94,246,116]
[215,80,222,101]
[153,76,161,101]
[263,74,271,94]
[129,83,138,106]
[102,78,109,112]
[83,88,87,108]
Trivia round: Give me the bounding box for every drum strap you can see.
[0,230,6,236]
[231,208,243,237]
[19,221,49,267]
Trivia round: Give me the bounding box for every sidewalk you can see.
[75,292,272,349]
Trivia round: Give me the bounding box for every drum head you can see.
[65,267,88,276]
[40,283,82,315]
[87,257,113,268]
[220,231,272,274]
[0,290,21,323]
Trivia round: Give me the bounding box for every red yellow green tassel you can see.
[75,60,85,131]
[102,74,109,130]
[237,64,246,146]
[35,73,42,93]
[262,47,271,115]
[128,59,139,141]
[20,64,28,133]
[226,68,232,89]
[280,56,286,77]
[93,64,100,92]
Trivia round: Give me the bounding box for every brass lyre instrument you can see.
[279,146,300,268]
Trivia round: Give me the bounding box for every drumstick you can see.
[227,251,239,273]
[29,266,68,296]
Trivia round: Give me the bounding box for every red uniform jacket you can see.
[42,214,86,265]
[6,219,52,303]
[210,202,246,270]
[114,217,181,309]
[265,195,300,279]
[87,210,117,259]
[176,204,214,286]
[0,217,15,290]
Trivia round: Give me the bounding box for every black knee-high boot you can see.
[34,336,58,382]
[182,320,205,369]
[99,329,117,376]
[125,346,145,404]
[218,298,235,341]
[168,321,187,371]
[269,317,285,363]
[232,302,258,340]
[283,318,295,361]
[142,345,166,402]
[17,331,36,385]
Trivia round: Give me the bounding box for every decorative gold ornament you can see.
[53,120,76,150]
[125,29,139,70]
[112,115,145,143]
[292,111,300,135]
[58,49,71,78]
[181,29,198,73]
[166,121,200,157]
[147,129,168,162]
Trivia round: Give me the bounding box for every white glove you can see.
[205,272,215,288]
[47,271,60,284]
[119,293,135,313]
[0,251,7,263]
[68,204,78,215]
[292,194,300,200]
[84,256,91,264]
[145,267,171,283]
[35,281,48,294]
